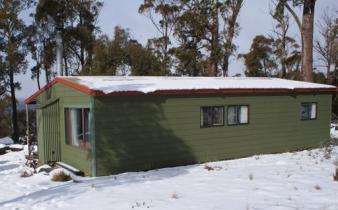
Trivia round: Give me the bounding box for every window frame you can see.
[300,102,317,121]
[200,105,225,128]
[64,107,91,150]
[227,105,250,126]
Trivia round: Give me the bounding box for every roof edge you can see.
[25,78,338,104]
[24,77,96,104]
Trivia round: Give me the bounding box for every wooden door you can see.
[42,100,61,163]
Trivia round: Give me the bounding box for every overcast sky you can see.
[17,0,338,99]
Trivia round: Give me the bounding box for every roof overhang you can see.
[24,77,338,105]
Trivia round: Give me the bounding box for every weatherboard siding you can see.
[36,83,92,175]
[94,94,331,175]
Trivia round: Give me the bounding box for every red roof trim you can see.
[24,77,338,104]
[24,77,95,104]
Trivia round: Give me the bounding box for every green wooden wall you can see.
[35,82,332,177]
[94,93,331,176]
[36,83,92,175]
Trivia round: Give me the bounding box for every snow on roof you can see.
[61,76,335,94]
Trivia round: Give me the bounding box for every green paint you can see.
[94,94,331,175]
[90,96,97,177]
[36,83,92,175]
[35,82,332,176]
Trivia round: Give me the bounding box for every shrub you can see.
[20,169,34,178]
[204,164,214,171]
[334,168,338,182]
[50,169,72,182]
[171,192,179,199]
[204,164,222,171]
[334,159,338,167]
[314,185,321,190]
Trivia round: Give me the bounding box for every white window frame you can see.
[300,102,317,120]
[227,105,249,126]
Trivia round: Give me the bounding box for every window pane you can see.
[202,107,212,126]
[201,106,224,127]
[227,106,237,125]
[83,108,91,149]
[65,108,90,149]
[65,109,71,145]
[239,106,248,124]
[71,108,82,147]
[212,107,224,125]
[301,104,309,120]
[310,103,316,119]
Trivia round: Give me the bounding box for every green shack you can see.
[24,76,336,176]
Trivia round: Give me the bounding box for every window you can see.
[200,106,224,127]
[65,108,90,149]
[227,105,249,125]
[301,102,317,120]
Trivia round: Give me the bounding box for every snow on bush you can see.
[20,168,34,178]
[36,164,52,173]
[0,137,14,145]
[9,144,24,151]
[50,168,72,182]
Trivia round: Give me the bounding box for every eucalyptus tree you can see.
[0,0,32,142]
[239,35,277,77]
[276,0,317,82]
[220,0,243,77]
[90,26,161,76]
[35,0,103,76]
[139,0,180,75]
[170,0,244,76]
[314,11,338,84]
[271,1,301,78]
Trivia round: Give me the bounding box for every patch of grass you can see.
[249,173,253,180]
[204,164,222,171]
[334,168,338,182]
[171,192,179,199]
[204,164,214,171]
[314,185,321,190]
[51,170,72,182]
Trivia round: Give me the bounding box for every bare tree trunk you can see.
[222,54,229,77]
[209,0,219,77]
[45,68,50,83]
[9,67,18,143]
[326,64,331,84]
[163,21,169,75]
[222,0,243,77]
[280,18,287,79]
[63,56,69,76]
[285,3,304,76]
[37,67,41,89]
[302,0,316,82]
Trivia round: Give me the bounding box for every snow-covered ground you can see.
[0,138,338,210]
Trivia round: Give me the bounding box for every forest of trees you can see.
[0,0,337,141]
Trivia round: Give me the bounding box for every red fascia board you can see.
[24,77,95,104]
[25,78,338,104]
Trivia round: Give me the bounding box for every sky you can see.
[16,0,338,99]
